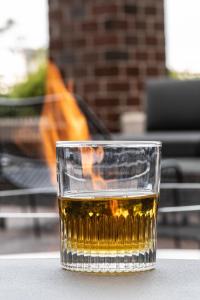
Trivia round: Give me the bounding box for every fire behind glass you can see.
[56,141,161,273]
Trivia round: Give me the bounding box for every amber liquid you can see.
[58,191,158,254]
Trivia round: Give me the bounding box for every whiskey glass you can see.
[56,141,161,273]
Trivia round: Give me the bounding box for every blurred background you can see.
[1,0,200,257]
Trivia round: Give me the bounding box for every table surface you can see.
[0,258,199,300]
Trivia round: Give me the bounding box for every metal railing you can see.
[0,183,200,219]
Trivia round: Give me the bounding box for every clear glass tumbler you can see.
[56,141,161,273]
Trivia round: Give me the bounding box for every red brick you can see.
[62,38,72,48]
[135,51,148,60]
[146,67,159,76]
[83,52,98,63]
[127,67,139,76]
[155,22,164,31]
[125,36,138,45]
[146,36,157,46]
[126,97,140,106]
[72,38,86,47]
[94,35,118,46]
[74,68,87,77]
[82,21,97,31]
[95,66,119,77]
[107,82,129,92]
[95,97,120,107]
[104,119,119,132]
[107,112,119,122]
[84,82,99,93]
[105,20,128,31]
[124,4,137,14]
[70,5,85,19]
[136,21,146,30]
[83,96,94,106]
[49,0,166,133]
[60,52,75,64]
[60,22,74,33]
[155,51,165,61]
[105,51,129,61]
[145,6,157,15]
[49,39,63,50]
[92,4,118,15]
[49,9,62,21]
[137,80,145,91]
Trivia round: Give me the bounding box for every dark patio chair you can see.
[146,78,200,132]
[146,78,200,247]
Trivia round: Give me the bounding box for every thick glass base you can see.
[61,250,156,273]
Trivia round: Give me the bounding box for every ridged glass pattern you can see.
[59,191,158,273]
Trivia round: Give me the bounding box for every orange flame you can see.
[39,61,90,183]
[81,146,106,190]
[40,62,117,216]
[80,146,118,214]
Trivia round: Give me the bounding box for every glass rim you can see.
[56,140,162,148]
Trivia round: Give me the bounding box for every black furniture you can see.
[0,95,110,189]
[146,78,200,246]
[114,78,200,247]
[145,78,200,157]
[0,95,110,235]
[146,78,200,131]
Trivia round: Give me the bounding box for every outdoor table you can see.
[0,258,199,299]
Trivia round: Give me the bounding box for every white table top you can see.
[0,258,199,300]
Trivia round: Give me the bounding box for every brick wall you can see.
[49,0,166,132]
